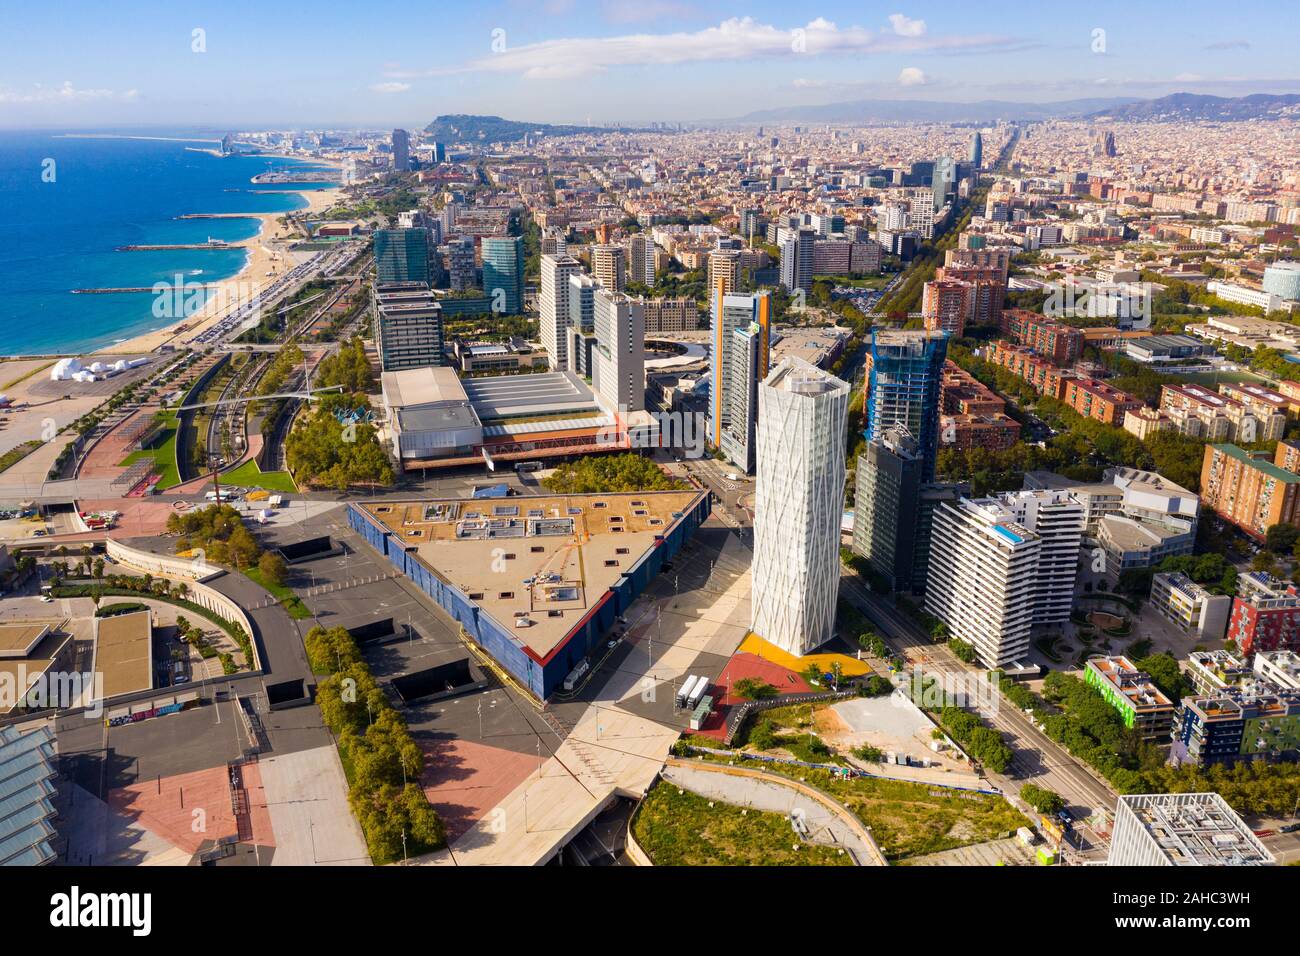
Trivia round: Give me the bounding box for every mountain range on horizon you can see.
[726,91,1300,125]
[424,93,1300,141]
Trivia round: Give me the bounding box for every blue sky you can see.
[1,1,1296,128]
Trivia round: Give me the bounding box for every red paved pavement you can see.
[108,762,275,856]
[687,651,814,740]
[420,737,541,842]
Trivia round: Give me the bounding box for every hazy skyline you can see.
[2,0,1298,128]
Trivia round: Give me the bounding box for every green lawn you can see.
[222,458,297,493]
[243,565,313,619]
[631,780,851,866]
[118,410,181,489]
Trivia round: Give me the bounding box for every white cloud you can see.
[897,66,928,87]
[792,77,828,88]
[369,81,411,94]
[0,81,138,104]
[391,17,1015,81]
[888,13,927,38]
[1173,72,1204,83]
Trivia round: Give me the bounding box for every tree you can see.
[258,552,289,588]
[1135,652,1192,704]
[1266,523,1300,555]
[732,677,777,700]
[1019,783,1064,814]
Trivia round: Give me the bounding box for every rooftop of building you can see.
[1117,793,1273,866]
[462,371,602,421]
[92,610,153,701]
[1209,444,1300,483]
[0,629,71,717]
[1086,655,1174,711]
[354,490,704,659]
[764,356,849,395]
[0,622,52,659]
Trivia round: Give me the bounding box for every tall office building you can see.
[717,292,772,474]
[445,236,477,291]
[752,358,850,656]
[932,155,955,211]
[481,236,525,315]
[374,283,444,372]
[592,288,645,415]
[591,244,626,292]
[864,329,949,481]
[391,129,410,172]
[969,130,983,168]
[540,254,583,370]
[779,228,816,295]
[628,234,656,286]
[374,228,432,285]
[853,426,926,592]
[709,286,771,448]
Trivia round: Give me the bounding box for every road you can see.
[836,569,1116,857]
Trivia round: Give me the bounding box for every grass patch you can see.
[222,458,297,493]
[631,779,851,866]
[0,360,54,390]
[0,440,43,476]
[118,409,181,489]
[243,565,313,619]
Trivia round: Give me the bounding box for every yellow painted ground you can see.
[738,633,874,677]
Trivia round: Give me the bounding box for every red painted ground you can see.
[420,737,542,842]
[78,406,157,480]
[688,651,814,739]
[108,762,275,856]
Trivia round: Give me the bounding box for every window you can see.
[604,559,619,567]
[615,547,629,555]
[498,591,514,599]
[469,592,484,600]
[530,545,544,553]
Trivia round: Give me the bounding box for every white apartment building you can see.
[539,254,583,370]
[993,490,1086,628]
[752,358,849,657]
[592,288,645,416]
[925,497,1043,668]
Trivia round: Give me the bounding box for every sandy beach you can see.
[94,162,344,356]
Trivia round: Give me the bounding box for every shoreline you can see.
[91,158,344,356]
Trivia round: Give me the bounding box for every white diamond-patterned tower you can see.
[751,357,850,656]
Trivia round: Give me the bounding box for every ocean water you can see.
[0,132,333,355]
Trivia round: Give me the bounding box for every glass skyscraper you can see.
[481,236,525,315]
[374,228,432,286]
[864,329,948,482]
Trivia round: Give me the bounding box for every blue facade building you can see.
[864,329,949,482]
[347,491,711,700]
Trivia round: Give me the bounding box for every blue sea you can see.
[0,131,335,355]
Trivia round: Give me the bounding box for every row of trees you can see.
[307,626,445,862]
[938,706,1014,774]
[997,671,1300,814]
